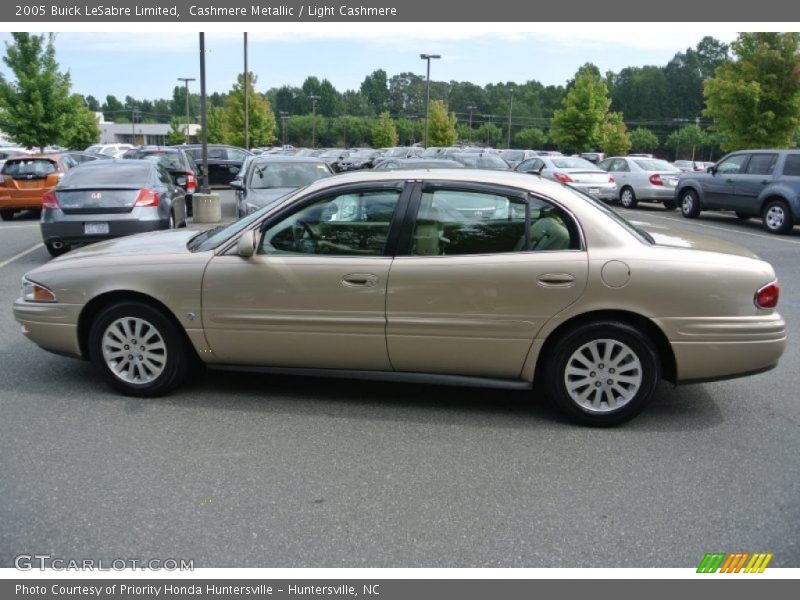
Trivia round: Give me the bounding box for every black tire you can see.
[619,187,637,209]
[542,321,660,427]
[679,189,701,218]
[88,301,191,397]
[663,199,677,210]
[762,199,793,235]
[0,210,15,221]
[735,212,751,220]
[45,241,69,257]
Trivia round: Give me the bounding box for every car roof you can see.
[251,156,326,163]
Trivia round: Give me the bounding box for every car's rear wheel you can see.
[620,187,637,209]
[88,301,190,397]
[543,321,660,426]
[0,210,15,221]
[762,199,793,235]
[679,189,701,218]
[45,241,69,257]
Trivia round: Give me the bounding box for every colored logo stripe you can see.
[697,552,773,573]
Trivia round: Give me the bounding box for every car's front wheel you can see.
[0,209,15,221]
[762,199,793,235]
[543,321,660,426]
[88,301,190,397]
[679,189,701,218]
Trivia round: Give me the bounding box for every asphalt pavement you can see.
[0,193,798,568]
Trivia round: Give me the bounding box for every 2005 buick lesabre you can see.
[13,170,786,426]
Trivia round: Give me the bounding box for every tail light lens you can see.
[553,172,573,183]
[649,174,664,186]
[185,171,196,194]
[41,190,60,209]
[755,281,780,309]
[134,188,160,207]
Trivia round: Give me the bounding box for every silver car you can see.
[515,156,617,201]
[599,157,681,209]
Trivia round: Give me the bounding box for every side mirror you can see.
[707,165,716,174]
[229,179,243,189]
[237,229,258,257]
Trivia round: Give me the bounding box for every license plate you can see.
[17,180,41,189]
[588,187,600,195]
[84,222,109,235]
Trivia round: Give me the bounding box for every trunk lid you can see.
[56,186,142,214]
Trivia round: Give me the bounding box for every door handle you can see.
[537,273,576,287]
[341,273,378,288]
[725,178,734,183]
[761,180,769,184]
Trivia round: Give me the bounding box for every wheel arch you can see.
[758,191,795,215]
[77,290,198,361]
[532,309,677,386]
[677,182,704,206]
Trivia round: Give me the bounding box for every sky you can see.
[0,25,756,104]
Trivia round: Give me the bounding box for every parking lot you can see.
[0,190,798,567]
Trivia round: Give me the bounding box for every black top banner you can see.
[5,0,800,21]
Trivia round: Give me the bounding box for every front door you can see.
[704,153,748,208]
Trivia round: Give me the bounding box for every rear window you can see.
[61,163,152,187]
[1,159,58,177]
[634,159,679,172]
[552,157,597,170]
[782,154,800,176]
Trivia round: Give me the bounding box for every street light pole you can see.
[419,54,441,149]
[467,105,477,129]
[199,32,210,194]
[507,89,515,148]
[279,111,288,146]
[177,77,195,145]
[243,32,249,150]
[309,94,320,148]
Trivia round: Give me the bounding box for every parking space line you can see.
[0,243,44,268]
[622,211,800,246]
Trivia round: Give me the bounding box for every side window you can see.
[60,156,76,170]
[613,159,630,172]
[157,165,172,185]
[783,154,800,176]
[259,188,401,256]
[716,154,748,175]
[745,154,778,175]
[207,148,225,160]
[226,149,248,162]
[410,189,578,256]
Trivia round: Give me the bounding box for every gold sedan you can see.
[13,170,786,426]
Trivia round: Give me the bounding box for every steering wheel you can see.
[292,220,318,253]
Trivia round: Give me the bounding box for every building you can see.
[97,113,201,146]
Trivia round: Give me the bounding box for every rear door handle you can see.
[537,273,576,287]
[341,273,378,288]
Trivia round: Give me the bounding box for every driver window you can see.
[716,154,748,175]
[259,189,401,256]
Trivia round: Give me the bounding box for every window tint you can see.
[745,154,778,175]
[410,189,578,256]
[226,148,249,162]
[716,154,748,175]
[1,159,58,177]
[782,154,800,176]
[207,148,225,160]
[141,151,184,171]
[61,164,151,187]
[259,189,401,256]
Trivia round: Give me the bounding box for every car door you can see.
[606,158,631,191]
[385,182,589,379]
[201,181,410,370]
[704,153,748,208]
[733,152,779,215]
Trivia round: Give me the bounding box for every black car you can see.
[675,149,800,234]
[122,146,199,216]
[317,149,352,173]
[180,144,252,187]
[230,156,333,217]
[336,149,385,172]
[40,159,187,256]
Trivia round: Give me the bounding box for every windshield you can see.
[248,162,331,189]
[500,150,525,161]
[350,150,376,158]
[634,159,679,172]
[552,157,598,170]
[319,150,343,159]
[385,148,409,157]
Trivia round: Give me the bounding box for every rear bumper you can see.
[41,212,169,245]
[571,182,617,201]
[655,313,787,382]
[13,299,83,358]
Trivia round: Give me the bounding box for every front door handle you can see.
[341,273,378,288]
[537,273,576,287]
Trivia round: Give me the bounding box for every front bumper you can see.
[13,299,83,358]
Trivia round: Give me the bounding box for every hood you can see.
[639,222,759,259]
[49,229,199,263]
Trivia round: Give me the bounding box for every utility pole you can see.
[506,89,515,148]
[279,111,289,146]
[467,105,477,129]
[309,94,320,148]
[199,32,209,193]
[243,32,249,150]
[177,77,195,144]
[420,53,441,149]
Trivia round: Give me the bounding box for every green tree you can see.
[704,32,800,151]
[61,97,100,149]
[223,72,277,148]
[360,69,388,113]
[550,66,611,153]
[514,127,548,149]
[0,33,76,151]
[372,111,398,147]
[204,105,227,144]
[599,112,631,156]
[476,122,502,147]
[629,127,660,153]
[102,94,125,121]
[165,117,188,146]
[426,100,457,146]
[666,125,709,160]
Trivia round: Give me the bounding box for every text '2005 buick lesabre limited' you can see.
[13,170,786,426]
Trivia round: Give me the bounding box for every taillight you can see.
[649,174,663,186]
[755,280,780,309]
[553,172,573,183]
[185,171,196,194]
[134,188,160,207]
[41,190,60,209]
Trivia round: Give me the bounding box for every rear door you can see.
[385,182,588,379]
[733,152,779,215]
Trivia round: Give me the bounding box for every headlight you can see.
[22,278,57,303]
